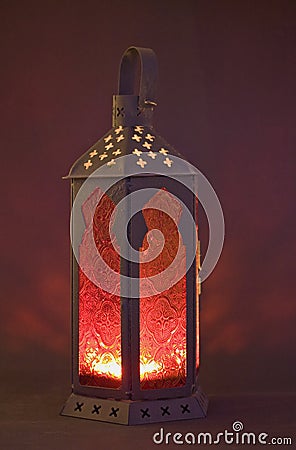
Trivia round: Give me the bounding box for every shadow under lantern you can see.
[61,47,208,425]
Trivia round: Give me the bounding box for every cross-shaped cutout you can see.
[142,141,152,150]
[161,406,170,416]
[105,142,114,151]
[115,125,123,134]
[92,404,102,415]
[180,404,190,414]
[132,134,141,142]
[74,402,84,412]
[163,157,173,168]
[140,408,150,418]
[137,158,147,168]
[135,125,144,134]
[109,407,120,417]
[104,134,112,143]
[147,151,157,159]
[89,149,98,158]
[99,152,108,160]
[133,148,142,157]
[116,107,124,117]
[84,159,92,170]
[107,159,116,167]
[145,133,155,142]
[116,134,124,143]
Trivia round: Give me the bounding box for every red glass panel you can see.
[139,189,187,389]
[78,188,121,388]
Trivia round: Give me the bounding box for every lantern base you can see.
[60,386,208,425]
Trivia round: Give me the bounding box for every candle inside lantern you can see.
[83,349,162,380]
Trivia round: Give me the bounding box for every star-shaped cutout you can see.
[116,134,124,143]
[163,157,173,168]
[89,149,98,158]
[107,159,116,167]
[159,148,169,155]
[137,158,147,168]
[105,142,114,151]
[104,134,113,143]
[99,152,108,160]
[135,125,144,134]
[84,159,93,170]
[113,149,121,156]
[115,125,123,135]
[147,151,157,159]
[145,133,155,142]
[143,141,152,150]
[132,134,141,142]
[133,149,142,157]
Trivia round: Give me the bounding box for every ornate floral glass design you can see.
[78,188,121,388]
[77,187,195,390]
[139,189,187,389]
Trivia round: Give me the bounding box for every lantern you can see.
[61,47,208,424]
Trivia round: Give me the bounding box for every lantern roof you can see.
[65,125,196,179]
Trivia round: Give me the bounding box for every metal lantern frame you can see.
[61,47,208,425]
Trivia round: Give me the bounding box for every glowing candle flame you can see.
[92,359,122,379]
[87,351,162,380]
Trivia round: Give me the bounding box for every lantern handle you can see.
[118,46,158,109]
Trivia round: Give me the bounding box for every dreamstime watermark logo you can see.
[152,420,293,446]
[70,154,225,297]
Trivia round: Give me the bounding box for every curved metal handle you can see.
[118,46,158,109]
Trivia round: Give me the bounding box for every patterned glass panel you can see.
[78,188,121,388]
[139,189,187,389]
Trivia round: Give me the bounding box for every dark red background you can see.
[1,0,295,396]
